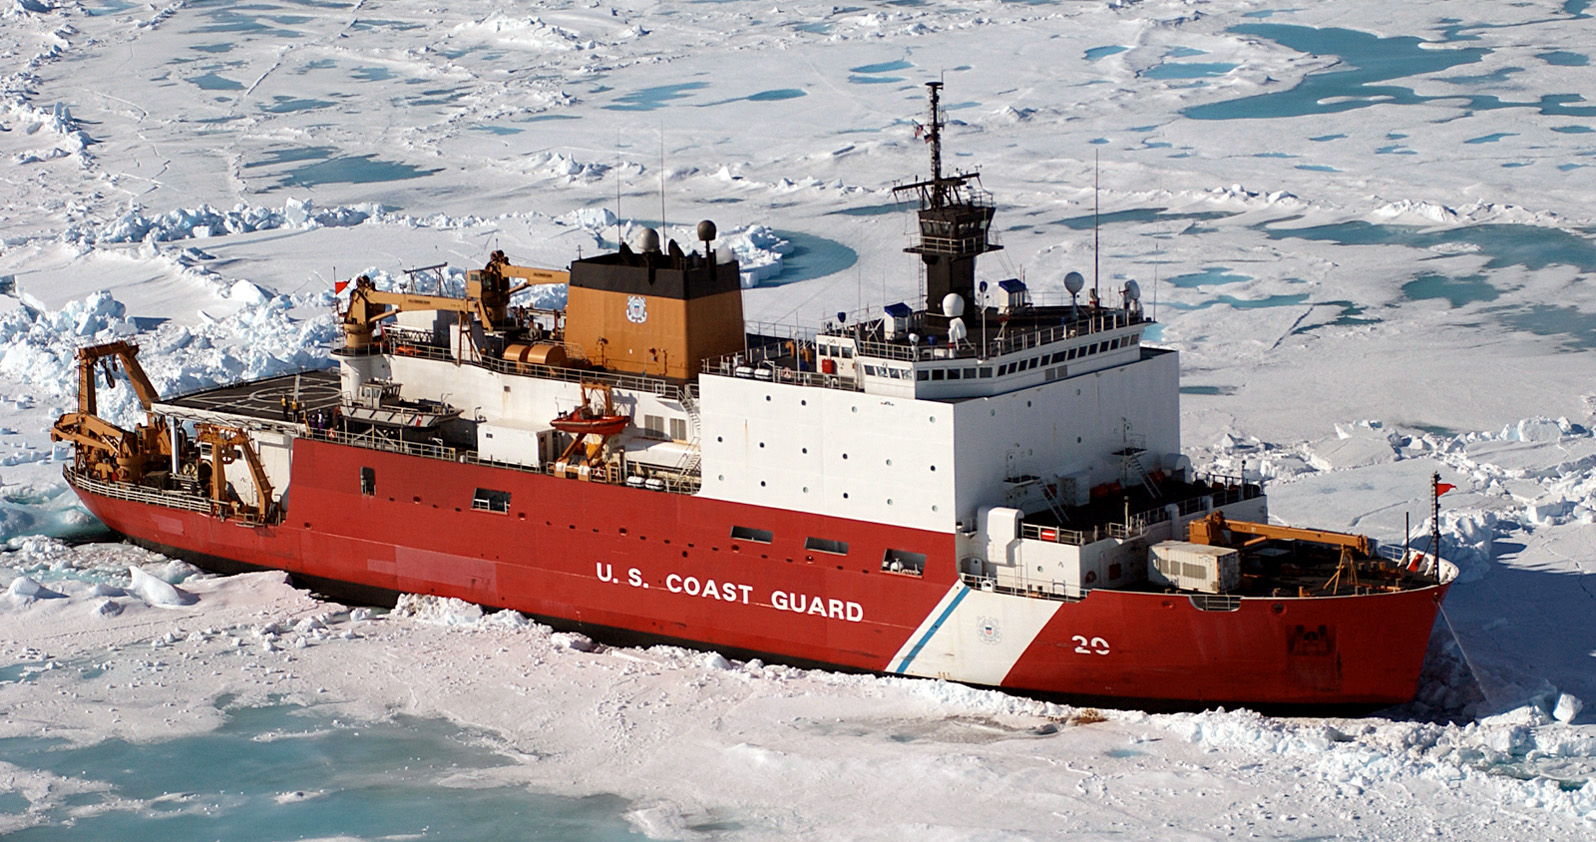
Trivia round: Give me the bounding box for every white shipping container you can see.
[1148,541,1240,594]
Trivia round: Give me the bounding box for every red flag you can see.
[1436,482,1456,495]
[335,279,349,294]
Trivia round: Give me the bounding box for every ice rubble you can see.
[63,199,381,246]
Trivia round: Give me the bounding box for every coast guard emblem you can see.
[626,295,648,324]
[976,617,1002,645]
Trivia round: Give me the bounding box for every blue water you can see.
[829,202,908,217]
[352,66,395,82]
[1057,207,1235,230]
[748,88,806,102]
[1144,62,1235,80]
[1187,23,1596,121]
[1464,132,1515,144]
[1292,300,1382,334]
[189,3,308,39]
[1260,220,1596,275]
[1402,273,1499,308]
[1166,293,1308,311]
[1296,164,1340,172]
[1540,51,1589,66]
[794,21,831,34]
[0,703,651,841]
[260,96,334,114]
[848,75,905,85]
[604,82,709,111]
[470,125,523,135]
[1085,45,1127,62]
[1551,125,1594,133]
[191,72,245,91]
[1165,267,1250,290]
[763,231,858,285]
[243,146,438,187]
[192,42,235,54]
[851,59,912,74]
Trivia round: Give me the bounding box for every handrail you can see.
[340,337,676,396]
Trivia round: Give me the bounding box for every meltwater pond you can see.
[0,702,651,841]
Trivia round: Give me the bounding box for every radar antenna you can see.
[893,81,1002,314]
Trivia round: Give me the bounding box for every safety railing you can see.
[66,469,214,514]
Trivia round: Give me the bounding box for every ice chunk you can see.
[127,565,197,607]
[551,631,594,651]
[1552,693,1584,723]
[7,574,65,600]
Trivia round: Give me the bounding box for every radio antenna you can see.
[659,124,668,244]
[1093,151,1101,303]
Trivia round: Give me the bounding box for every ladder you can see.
[668,385,703,488]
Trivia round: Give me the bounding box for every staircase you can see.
[668,385,703,489]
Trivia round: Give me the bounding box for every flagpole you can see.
[1431,472,1442,570]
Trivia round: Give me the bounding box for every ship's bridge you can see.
[704,285,1152,401]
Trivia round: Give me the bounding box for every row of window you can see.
[857,335,1133,384]
[356,473,929,576]
[996,336,1130,377]
[641,414,690,441]
[731,525,926,575]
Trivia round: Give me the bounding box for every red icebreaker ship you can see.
[55,84,1454,710]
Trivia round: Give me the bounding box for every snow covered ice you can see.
[3,0,1596,838]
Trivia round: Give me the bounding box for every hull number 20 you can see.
[1072,635,1110,655]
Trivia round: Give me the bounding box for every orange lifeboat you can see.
[551,381,629,437]
[550,405,629,437]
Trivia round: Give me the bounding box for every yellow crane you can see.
[341,250,569,350]
[51,341,169,483]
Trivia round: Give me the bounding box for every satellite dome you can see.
[1064,271,1085,295]
[696,219,718,243]
[941,292,966,318]
[1124,279,1141,302]
[635,228,661,253]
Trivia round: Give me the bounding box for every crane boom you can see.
[76,341,159,416]
[1187,511,1372,556]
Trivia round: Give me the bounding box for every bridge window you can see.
[472,488,511,513]
[670,417,688,440]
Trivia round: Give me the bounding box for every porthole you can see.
[801,399,807,406]
[1076,437,1082,444]
[760,481,766,487]
[887,499,894,505]
[930,465,936,471]
[765,395,771,401]
[802,447,808,454]
[842,453,849,460]
[885,459,892,466]
[851,406,858,413]
[759,442,765,448]
[718,474,724,481]
[843,492,849,499]
[717,436,723,442]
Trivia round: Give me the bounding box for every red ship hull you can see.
[74,437,1451,708]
